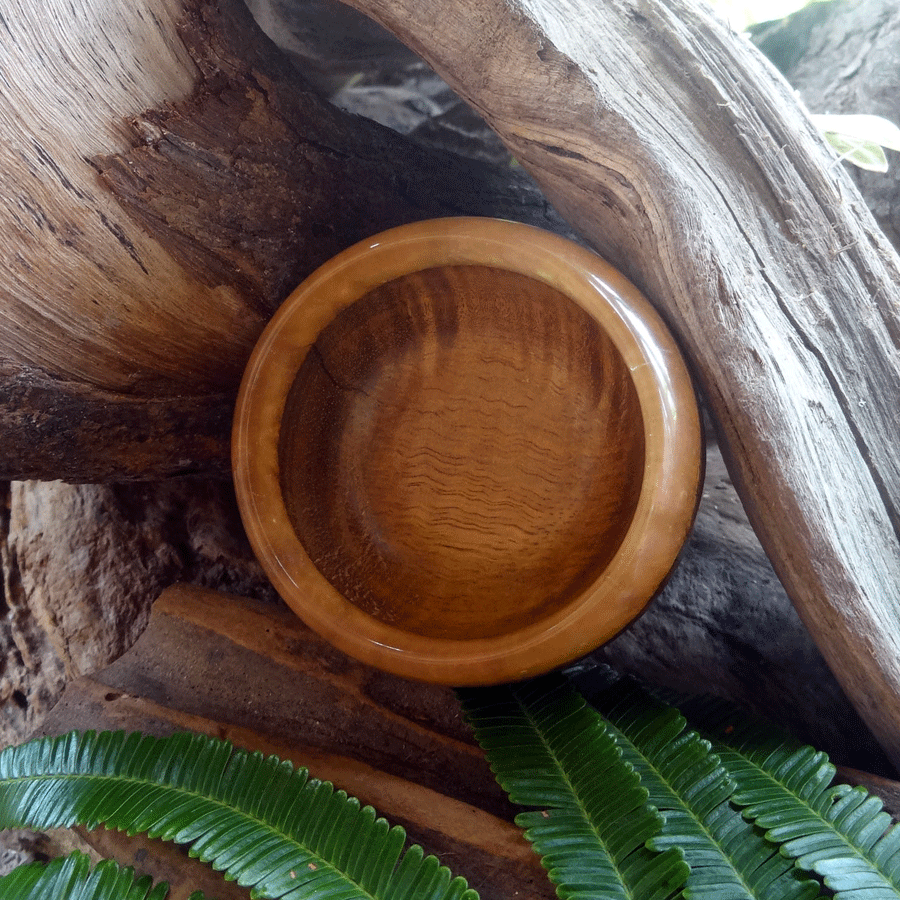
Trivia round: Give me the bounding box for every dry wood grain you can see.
[333,0,900,766]
[0,0,249,392]
[757,0,900,254]
[4,0,900,770]
[4,439,889,774]
[0,0,573,480]
[0,370,234,481]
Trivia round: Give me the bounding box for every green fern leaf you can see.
[681,699,900,899]
[591,682,824,900]
[0,852,179,900]
[0,731,477,900]
[459,674,689,900]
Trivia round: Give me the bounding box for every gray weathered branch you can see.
[334,0,900,765]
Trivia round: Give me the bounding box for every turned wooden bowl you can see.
[233,218,702,685]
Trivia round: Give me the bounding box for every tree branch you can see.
[334,0,900,765]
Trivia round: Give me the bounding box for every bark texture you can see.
[0,0,570,481]
[0,372,234,482]
[0,478,276,743]
[754,0,900,253]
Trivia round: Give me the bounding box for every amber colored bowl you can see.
[232,218,702,685]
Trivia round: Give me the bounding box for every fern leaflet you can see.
[684,702,900,899]
[591,681,824,900]
[0,852,185,900]
[0,730,476,900]
[459,674,689,900]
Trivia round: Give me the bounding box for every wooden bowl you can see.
[232,218,702,685]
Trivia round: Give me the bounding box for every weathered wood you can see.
[0,478,277,744]
[4,0,900,768]
[330,0,900,766]
[597,438,894,776]
[245,0,419,83]
[0,370,233,481]
[754,0,900,254]
[0,0,572,481]
[34,584,554,900]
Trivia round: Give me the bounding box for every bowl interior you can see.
[277,263,645,641]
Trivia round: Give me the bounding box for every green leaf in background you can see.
[593,681,824,900]
[812,113,900,172]
[459,675,690,900]
[0,730,476,900]
[682,700,900,900]
[0,853,179,900]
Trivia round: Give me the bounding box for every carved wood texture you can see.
[281,264,644,639]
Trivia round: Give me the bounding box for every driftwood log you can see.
[754,0,900,255]
[3,0,900,771]
[0,0,572,481]
[327,0,900,768]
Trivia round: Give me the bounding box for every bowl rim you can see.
[232,216,702,685]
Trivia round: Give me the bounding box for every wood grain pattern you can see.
[334,0,900,766]
[234,219,701,684]
[4,0,897,775]
[0,0,576,480]
[280,264,644,639]
[0,0,255,393]
[0,369,234,481]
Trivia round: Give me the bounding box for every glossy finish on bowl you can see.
[233,218,702,685]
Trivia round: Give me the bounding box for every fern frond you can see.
[0,731,476,900]
[0,852,179,900]
[459,674,689,900]
[592,682,824,900]
[682,698,900,899]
